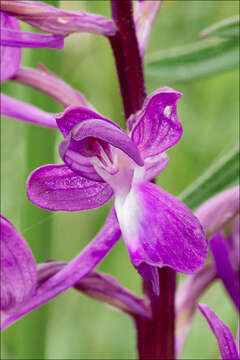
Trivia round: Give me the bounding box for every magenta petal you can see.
[1,12,21,82]
[56,106,120,138]
[0,216,37,311]
[144,152,169,181]
[1,209,121,330]
[134,0,162,57]
[1,28,64,49]
[27,164,113,211]
[37,261,65,285]
[57,107,144,166]
[36,261,148,318]
[1,94,57,129]
[16,66,94,109]
[71,118,144,167]
[115,182,207,275]
[199,303,239,360]
[130,88,182,159]
[228,216,239,271]
[59,140,103,182]
[75,272,149,318]
[1,1,117,37]
[210,232,240,311]
[195,186,239,238]
[175,264,216,355]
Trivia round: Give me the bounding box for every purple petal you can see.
[36,261,149,318]
[1,28,64,49]
[115,182,207,276]
[137,263,160,295]
[59,140,103,182]
[56,106,121,138]
[129,88,182,159]
[175,264,216,355]
[196,186,239,238]
[198,303,239,360]
[144,152,169,181]
[57,107,144,167]
[134,0,162,57]
[1,12,21,82]
[15,66,94,109]
[37,261,65,285]
[1,1,117,37]
[228,216,240,271]
[0,215,37,312]
[75,272,149,318]
[210,232,240,311]
[1,209,121,330]
[1,93,57,129]
[27,164,113,211]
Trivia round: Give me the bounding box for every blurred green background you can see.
[1,1,238,359]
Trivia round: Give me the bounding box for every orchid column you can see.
[109,1,175,358]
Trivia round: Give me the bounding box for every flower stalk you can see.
[109,1,176,358]
[109,0,146,118]
[136,268,176,359]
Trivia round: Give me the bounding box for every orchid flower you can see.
[1,93,57,129]
[0,212,125,330]
[0,11,64,83]
[197,186,240,311]
[134,0,162,57]
[1,0,116,37]
[176,186,239,355]
[1,64,94,128]
[198,303,239,360]
[27,87,207,290]
[1,0,117,83]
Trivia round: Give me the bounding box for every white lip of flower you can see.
[114,185,142,252]
[90,146,145,198]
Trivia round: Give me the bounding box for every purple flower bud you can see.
[1,0,117,37]
[134,0,162,57]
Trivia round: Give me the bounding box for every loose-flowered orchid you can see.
[27,87,207,290]
[199,304,239,360]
